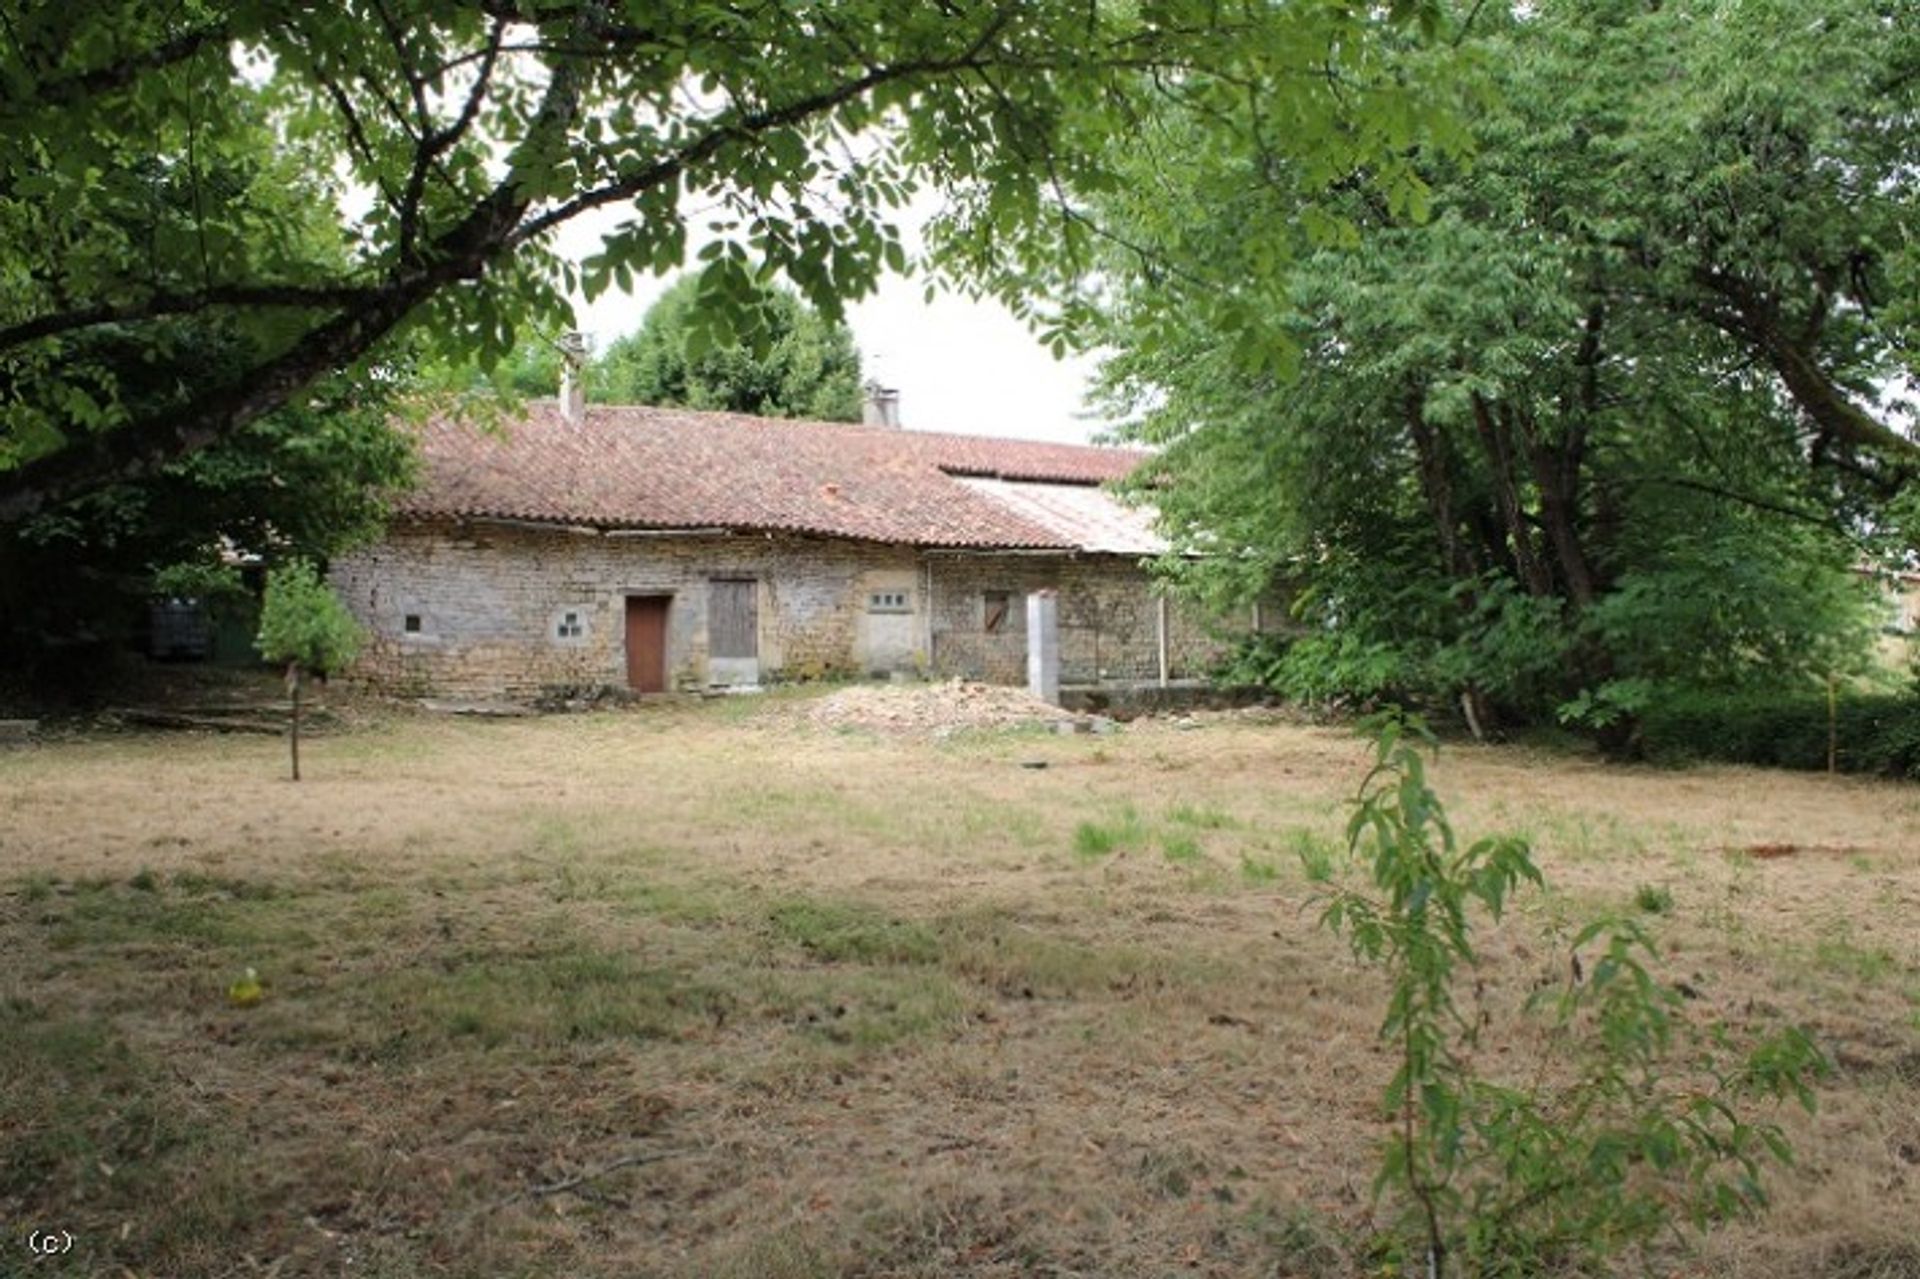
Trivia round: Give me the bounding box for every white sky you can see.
[549,204,1113,446]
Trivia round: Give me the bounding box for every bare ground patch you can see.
[1,696,1915,1276]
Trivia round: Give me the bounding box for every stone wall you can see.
[924,554,1235,686]
[331,518,1243,699]
[331,520,922,698]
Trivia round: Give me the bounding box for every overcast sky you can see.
[549,205,1114,446]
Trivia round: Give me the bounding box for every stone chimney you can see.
[861,382,901,429]
[557,331,589,424]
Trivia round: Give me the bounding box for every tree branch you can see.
[0,283,378,352]
[0,17,232,111]
[399,18,507,259]
[0,2,616,523]
[510,39,1011,246]
[1692,267,1920,477]
[1637,474,1853,535]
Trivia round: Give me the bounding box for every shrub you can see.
[1312,713,1827,1276]
[1637,690,1920,779]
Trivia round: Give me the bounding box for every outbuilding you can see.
[330,391,1241,699]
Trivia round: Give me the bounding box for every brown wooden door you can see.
[624,596,669,692]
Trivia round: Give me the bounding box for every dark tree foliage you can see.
[487,276,866,421]
[0,111,411,685]
[599,276,864,421]
[0,0,1447,522]
[1086,0,1917,737]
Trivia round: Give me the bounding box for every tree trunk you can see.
[1407,383,1495,735]
[1514,409,1600,610]
[1470,393,1555,598]
[1406,383,1479,582]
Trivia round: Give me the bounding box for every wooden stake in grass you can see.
[255,560,361,782]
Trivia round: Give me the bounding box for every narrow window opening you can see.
[403,614,422,634]
[983,591,1011,634]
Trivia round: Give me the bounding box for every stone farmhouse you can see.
[331,393,1243,699]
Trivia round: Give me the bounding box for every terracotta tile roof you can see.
[396,401,1150,551]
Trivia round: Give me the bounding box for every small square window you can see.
[403,614,422,634]
[556,610,584,640]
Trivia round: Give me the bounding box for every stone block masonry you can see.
[332,520,922,699]
[924,553,1234,687]
[331,518,1243,700]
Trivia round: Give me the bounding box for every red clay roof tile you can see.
[397,402,1147,550]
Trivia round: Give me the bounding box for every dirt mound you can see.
[801,679,1063,734]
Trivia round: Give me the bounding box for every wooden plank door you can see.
[708,580,758,659]
[706,578,760,686]
[624,596,669,692]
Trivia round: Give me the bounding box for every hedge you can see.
[1637,690,1920,779]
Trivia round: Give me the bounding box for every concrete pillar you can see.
[1026,589,1060,705]
[1156,594,1170,687]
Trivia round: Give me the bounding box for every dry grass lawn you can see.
[2,692,1917,1277]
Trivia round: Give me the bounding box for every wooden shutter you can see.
[708,579,758,659]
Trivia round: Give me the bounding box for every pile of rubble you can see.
[801,679,1065,735]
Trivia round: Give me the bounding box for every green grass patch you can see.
[936,912,1227,998]
[1535,809,1650,863]
[1633,883,1675,915]
[1073,805,1147,862]
[0,999,210,1204]
[756,966,969,1050]
[769,899,941,965]
[1284,827,1340,881]
[1167,802,1237,830]
[1162,832,1204,865]
[35,876,306,954]
[1239,854,1281,885]
[295,943,731,1058]
[1811,926,1899,984]
[612,878,739,925]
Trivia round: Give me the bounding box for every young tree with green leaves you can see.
[255,560,361,781]
[0,0,1449,524]
[1319,716,1825,1274]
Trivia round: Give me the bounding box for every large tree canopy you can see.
[598,275,864,420]
[482,275,864,418]
[0,80,413,669]
[0,0,1446,523]
[1088,0,1918,731]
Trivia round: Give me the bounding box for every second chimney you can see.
[861,383,901,429]
[557,331,589,424]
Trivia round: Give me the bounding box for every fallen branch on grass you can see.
[496,1149,691,1212]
